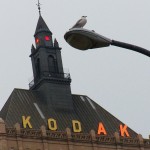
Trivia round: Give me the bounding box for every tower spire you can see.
[37,0,41,16]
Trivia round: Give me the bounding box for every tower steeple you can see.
[34,15,53,48]
[29,15,73,110]
[35,15,52,36]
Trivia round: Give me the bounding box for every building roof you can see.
[0,88,137,137]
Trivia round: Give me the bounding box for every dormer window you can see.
[45,36,50,41]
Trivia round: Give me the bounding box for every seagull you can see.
[70,16,87,29]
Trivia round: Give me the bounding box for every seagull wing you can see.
[71,19,83,28]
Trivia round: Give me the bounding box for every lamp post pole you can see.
[64,28,150,57]
[111,40,150,57]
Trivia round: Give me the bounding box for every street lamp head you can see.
[64,28,112,50]
[64,28,150,57]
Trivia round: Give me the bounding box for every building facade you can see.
[0,119,150,150]
[0,12,150,150]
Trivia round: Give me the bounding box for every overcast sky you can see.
[0,0,150,138]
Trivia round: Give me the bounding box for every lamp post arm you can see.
[111,40,150,57]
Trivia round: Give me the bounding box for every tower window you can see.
[45,36,50,41]
[35,38,40,44]
[48,55,58,73]
[36,58,41,79]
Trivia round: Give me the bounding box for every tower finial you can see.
[37,0,41,16]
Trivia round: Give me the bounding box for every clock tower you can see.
[29,14,73,111]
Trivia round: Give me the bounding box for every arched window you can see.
[36,58,41,78]
[48,55,58,73]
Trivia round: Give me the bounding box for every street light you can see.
[64,28,150,57]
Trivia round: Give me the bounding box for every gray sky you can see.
[0,0,150,138]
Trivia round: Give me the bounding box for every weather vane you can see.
[37,0,41,16]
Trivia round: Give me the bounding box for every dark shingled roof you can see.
[0,88,137,137]
[34,15,52,36]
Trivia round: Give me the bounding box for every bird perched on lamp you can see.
[70,16,87,29]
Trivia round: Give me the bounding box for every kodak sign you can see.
[22,116,130,137]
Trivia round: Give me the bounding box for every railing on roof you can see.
[71,133,91,142]
[29,71,71,88]
[96,135,116,144]
[120,136,140,145]
[46,130,67,140]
